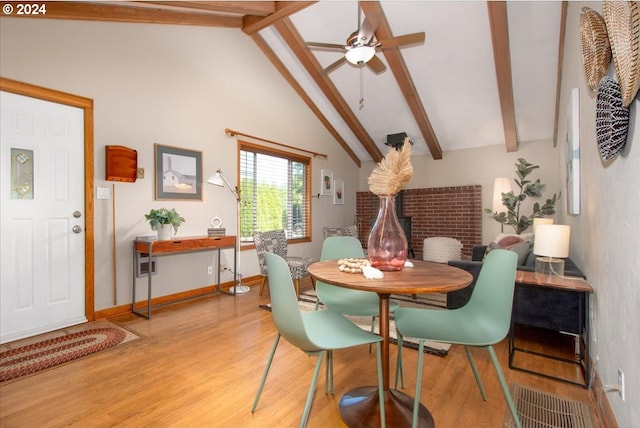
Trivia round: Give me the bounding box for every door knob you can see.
[73,211,82,218]
[72,225,83,233]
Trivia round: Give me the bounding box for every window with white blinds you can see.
[239,141,311,245]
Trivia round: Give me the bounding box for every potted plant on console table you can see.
[145,208,185,240]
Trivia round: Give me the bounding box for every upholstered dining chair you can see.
[252,252,386,428]
[253,229,314,297]
[393,249,522,428]
[316,237,400,350]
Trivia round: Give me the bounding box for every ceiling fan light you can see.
[346,46,376,65]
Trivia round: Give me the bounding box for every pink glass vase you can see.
[367,194,408,271]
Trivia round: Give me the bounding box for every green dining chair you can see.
[252,252,386,428]
[316,236,401,339]
[394,249,522,428]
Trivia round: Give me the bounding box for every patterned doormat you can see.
[260,290,450,356]
[503,384,595,428]
[0,320,139,383]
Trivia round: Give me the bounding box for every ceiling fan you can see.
[306,2,425,75]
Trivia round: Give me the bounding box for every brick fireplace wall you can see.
[356,185,483,259]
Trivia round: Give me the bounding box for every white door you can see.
[1,90,86,343]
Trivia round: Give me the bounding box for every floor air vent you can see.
[504,384,595,428]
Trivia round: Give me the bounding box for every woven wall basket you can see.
[580,7,612,91]
[603,1,640,107]
[596,77,630,161]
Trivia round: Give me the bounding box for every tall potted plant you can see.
[145,208,185,240]
[485,158,559,234]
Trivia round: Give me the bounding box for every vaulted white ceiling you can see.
[256,1,564,163]
[14,1,565,165]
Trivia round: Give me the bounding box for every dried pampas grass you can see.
[368,139,414,195]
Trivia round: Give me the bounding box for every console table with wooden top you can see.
[510,270,594,388]
[132,235,236,319]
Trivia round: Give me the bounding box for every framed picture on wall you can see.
[565,88,580,215]
[333,179,344,205]
[155,144,203,200]
[320,169,333,196]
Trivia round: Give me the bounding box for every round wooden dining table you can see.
[308,259,473,428]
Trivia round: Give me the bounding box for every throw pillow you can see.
[497,235,523,248]
[343,225,358,236]
[323,227,344,239]
[494,232,534,244]
[507,240,532,266]
[423,237,463,263]
[486,239,531,266]
[323,225,358,239]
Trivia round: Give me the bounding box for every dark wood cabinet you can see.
[509,271,593,388]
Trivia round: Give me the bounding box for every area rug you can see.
[260,290,450,356]
[0,320,139,382]
[503,384,595,428]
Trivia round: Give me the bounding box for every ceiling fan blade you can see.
[306,41,347,51]
[324,57,347,74]
[366,55,386,74]
[379,32,426,49]
[357,8,381,45]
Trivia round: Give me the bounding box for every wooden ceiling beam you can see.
[139,2,276,16]
[243,2,316,35]
[274,17,383,163]
[552,2,568,147]
[1,1,243,27]
[249,32,361,167]
[361,1,442,160]
[487,1,518,152]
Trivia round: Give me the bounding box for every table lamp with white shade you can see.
[207,168,250,294]
[533,224,570,276]
[533,217,554,233]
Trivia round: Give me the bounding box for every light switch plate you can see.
[96,186,110,199]
[137,168,144,179]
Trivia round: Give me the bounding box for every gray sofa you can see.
[447,244,585,309]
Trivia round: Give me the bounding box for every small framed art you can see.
[333,179,344,205]
[155,144,202,200]
[565,88,580,215]
[320,169,333,196]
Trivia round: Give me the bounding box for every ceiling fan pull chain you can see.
[359,67,365,109]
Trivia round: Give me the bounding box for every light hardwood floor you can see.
[0,279,599,428]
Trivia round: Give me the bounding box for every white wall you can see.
[558,3,639,426]
[0,19,359,310]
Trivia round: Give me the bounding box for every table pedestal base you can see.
[339,387,434,428]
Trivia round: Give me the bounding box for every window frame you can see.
[238,140,312,249]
